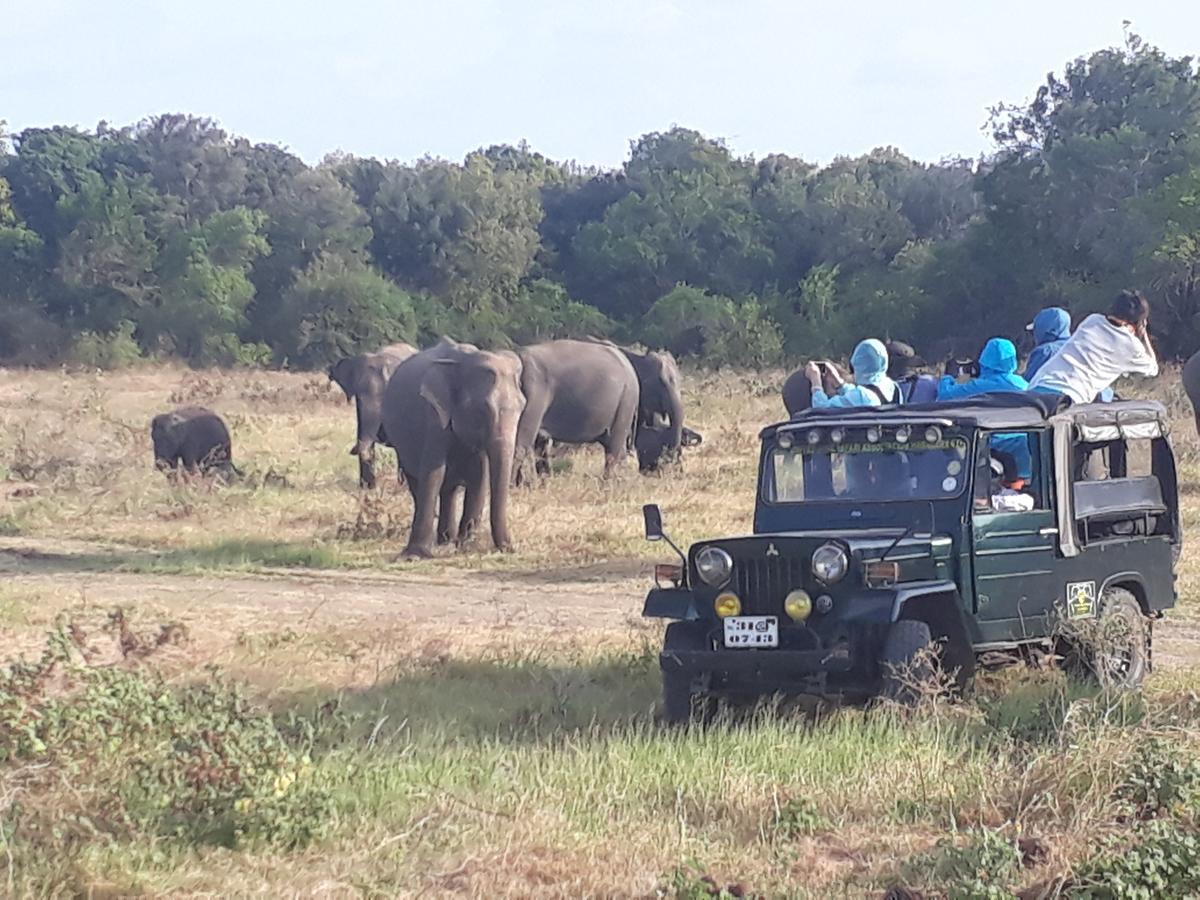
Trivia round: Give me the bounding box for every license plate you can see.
[723,616,779,648]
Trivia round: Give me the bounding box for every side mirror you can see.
[643,503,664,541]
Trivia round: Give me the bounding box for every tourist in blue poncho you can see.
[807,338,900,408]
[938,337,1031,478]
[1023,307,1071,381]
[938,338,1028,400]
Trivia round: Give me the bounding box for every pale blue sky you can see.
[6,1,1198,168]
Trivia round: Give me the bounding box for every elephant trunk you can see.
[666,390,684,454]
[487,431,517,552]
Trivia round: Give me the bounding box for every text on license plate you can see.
[723,616,779,648]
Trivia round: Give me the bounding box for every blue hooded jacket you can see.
[938,338,1029,400]
[811,339,900,408]
[938,337,1032,478]
[1023,307,1070,380]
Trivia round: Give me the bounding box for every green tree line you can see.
[2,33,1199,369]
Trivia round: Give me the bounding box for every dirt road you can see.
[1,537,1196,671]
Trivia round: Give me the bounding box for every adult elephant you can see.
[382,338,525,558]
[328,342,417,487]
[1184,351,1200,436]
[516,339,639,479]
[151,407,237,479]
[621,348,685,468]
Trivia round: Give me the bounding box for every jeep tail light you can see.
[655,563,683,587]
[864,561,902,588]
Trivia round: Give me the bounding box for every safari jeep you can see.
[642,394,1180,721]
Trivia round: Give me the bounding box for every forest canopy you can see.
[2,33,1199,369]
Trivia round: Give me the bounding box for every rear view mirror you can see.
[643,504,664,541]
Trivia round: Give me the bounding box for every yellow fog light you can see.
[784,589,813,621]
[714,592,742,618]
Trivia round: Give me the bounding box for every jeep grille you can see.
[731,554,807,616]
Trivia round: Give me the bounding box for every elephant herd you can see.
[150,337,699,559]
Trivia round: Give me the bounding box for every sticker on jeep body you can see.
[1067,581,1097,619]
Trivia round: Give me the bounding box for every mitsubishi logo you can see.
[765,543,780,557]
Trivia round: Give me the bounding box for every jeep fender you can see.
[890,580,976,687]
[643,587,700,621]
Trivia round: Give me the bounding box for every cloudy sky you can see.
[6,0,1198,167]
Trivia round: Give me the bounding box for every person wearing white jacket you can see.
[1029,291,1158,405]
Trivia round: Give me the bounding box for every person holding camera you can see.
[938,337,1032,479]
[1029,291,1158,405]
[805,338,900,408]
[937,337,1028,401]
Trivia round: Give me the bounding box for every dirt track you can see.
[1,536,1197,671]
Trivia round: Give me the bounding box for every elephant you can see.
[1184,351,1200,436]
[782,367,812,416]
[151,407,237,479]
[621,347,685,467]
[381,338,525,558]
[636,424,703,473]
[328,342,417,487]
[515,338,640,479]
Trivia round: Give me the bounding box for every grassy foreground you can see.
[1,363,1200,897]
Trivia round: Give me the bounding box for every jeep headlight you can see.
[812,543,848,584]
[696,546,734,586]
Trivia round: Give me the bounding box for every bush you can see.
[641,284,784,367]
[1117,738,1200,820]
[500,279,613,344]
[909,828,1021,900]
[67,319,143,369]
[1071,821,1200,898]
[272,254,417,367]
[0,619,333,860]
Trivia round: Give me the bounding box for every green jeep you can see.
[642,394,1180,721]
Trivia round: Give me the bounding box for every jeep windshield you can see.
[765,429,970,503]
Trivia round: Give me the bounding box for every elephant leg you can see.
[358,442,377,490]
[457,452,487,546]
[534,433,551,477]
[403,440,447,559]
[437,481,461,545]
[514,390,551,486]
[602,386,639,477]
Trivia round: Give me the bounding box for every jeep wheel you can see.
[1063,587,1149,689]
[660,622,715,725]
[880,619,937,705]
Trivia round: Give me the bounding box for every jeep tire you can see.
[660,622,715,725]
[880,619,936,705]
[1064,587,1149,689]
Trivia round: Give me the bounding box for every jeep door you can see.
[969,430,1061,644]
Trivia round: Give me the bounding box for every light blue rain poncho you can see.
[810,339,899,408]
[937,338,1029,400]
[1023,307,1071,381]
[937,337,1032,479]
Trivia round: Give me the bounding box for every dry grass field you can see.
[2,362,1200,898]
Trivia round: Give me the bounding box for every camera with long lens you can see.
[945,357,980,379]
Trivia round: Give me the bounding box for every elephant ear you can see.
[329,359,357,401]
[419,360,458,430]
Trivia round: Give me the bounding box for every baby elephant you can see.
[151,407,237,479]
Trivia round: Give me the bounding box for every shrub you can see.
[0,619,333,860]
[909,828,1021,900]
[766,794,826,839]
[641,284,784,367]
[67,319,142,369]
[500,279,613,344]
[1070,821,1200,898]
[271,254,417,368]
[1117,738,1200,820]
